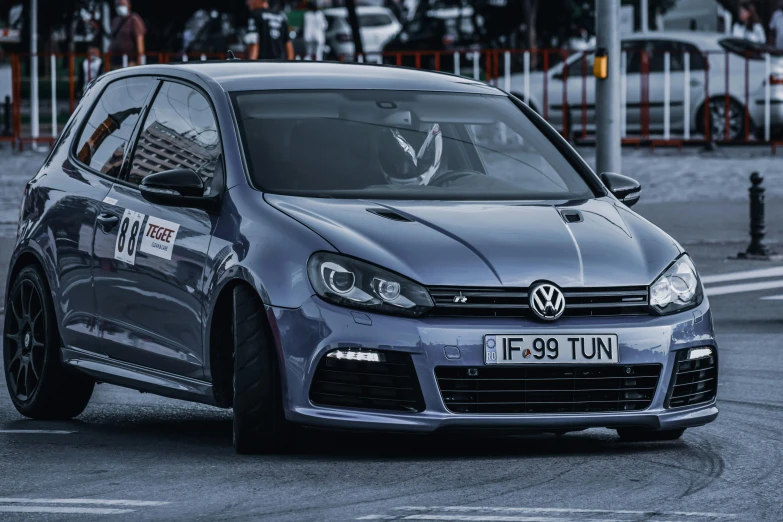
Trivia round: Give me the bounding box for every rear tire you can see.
[3,266,94,419]
[616,427,685,442]
[698,97,747,141]
[232,284,294,454]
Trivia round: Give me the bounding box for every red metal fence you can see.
[3,48,783,151]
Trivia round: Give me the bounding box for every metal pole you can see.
[31,0,39,142]
[504,51,511,93]
[663,51,670,140]
[523,51,530,104]
[640,0,649,33]
[101,2,111,52]
[620,51,627,137]
[683,52,691,140]
[764,53,771,142]
[595,0,621,175]
[50,54,57,137]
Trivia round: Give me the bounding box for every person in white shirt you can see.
[303,2,327,61]
[79,45,104,95]
[732,2,766,44]
[770,1,783,49]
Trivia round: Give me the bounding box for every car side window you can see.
[647,41,685,73]
[679,42,706,71]
[127,81,221,194]
[623,41,644,74]
[74,76,156,177]
[566,52,594,79]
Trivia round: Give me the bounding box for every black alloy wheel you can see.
[5,275,47,401]
[3,266,94,419]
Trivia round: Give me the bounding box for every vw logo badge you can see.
[529,282,566,321]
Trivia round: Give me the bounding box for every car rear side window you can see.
[127,81,221,193]
[74,76,156,178]
[359,13,393,27]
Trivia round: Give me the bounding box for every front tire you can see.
[3,266,94,419]
[616,427,685,442]
[232,284,294,454]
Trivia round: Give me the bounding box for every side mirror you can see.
[140,168,216,210]
[600,172,641,207]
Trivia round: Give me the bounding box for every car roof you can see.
[138,61,502,95]
[623,31,726,51]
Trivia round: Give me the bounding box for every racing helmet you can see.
[377,112,443,186]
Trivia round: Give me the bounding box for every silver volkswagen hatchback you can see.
[4,62,717,453]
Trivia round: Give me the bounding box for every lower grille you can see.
[435,364,661,414]
[667,349,718,408]
[310,349,425,413]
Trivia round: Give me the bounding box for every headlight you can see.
[307,252,434,317]
[649,254,703,314]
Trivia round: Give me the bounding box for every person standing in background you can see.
[770,0,783,49]
[245,0,295,60]
[732,2,766,43]
[108,0,146,67]
[303,2,327,60]
[79,45,105,95]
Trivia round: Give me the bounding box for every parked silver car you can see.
[324,6,402,60]
[510,32,783,140]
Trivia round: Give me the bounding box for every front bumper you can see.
[271,297,718,433]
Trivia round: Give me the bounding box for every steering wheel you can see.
[426,169,483,187]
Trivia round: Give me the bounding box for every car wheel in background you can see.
[232,284,294,454]
[700,97,746,141]
[3,266,95,419]
[616,427,686,442]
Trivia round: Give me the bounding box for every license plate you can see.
[484,334,619,365]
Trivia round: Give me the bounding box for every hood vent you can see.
[559,210,583,223]
[367,208,413,222]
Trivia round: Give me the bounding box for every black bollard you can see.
[741,172,776,258]
[3,95,10,137]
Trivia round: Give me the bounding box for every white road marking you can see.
[393,506,736,518]
[0,430,74,434]
[704,280,783,297]
[400,514,627,522]
[0,498,169,507]
[700,266,783,284]
[760,294,783,300]
[0,506,134,515]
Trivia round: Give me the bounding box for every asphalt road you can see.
[1,150,783,521]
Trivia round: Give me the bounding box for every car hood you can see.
[265,195,682,288]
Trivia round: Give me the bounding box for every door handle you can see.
[690,79,702,87]
[97,213,120,232]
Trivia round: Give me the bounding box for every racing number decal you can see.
[114,209,146,265]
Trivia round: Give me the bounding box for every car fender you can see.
[200,187,335,378]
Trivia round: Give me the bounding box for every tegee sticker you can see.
[140,216,181,260]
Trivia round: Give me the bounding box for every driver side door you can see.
[92,79,223,379]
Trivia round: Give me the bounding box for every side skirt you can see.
[61,347,219,407]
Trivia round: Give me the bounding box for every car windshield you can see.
[719,38,783,59]
[232,90,595,200]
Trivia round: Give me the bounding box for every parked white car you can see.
[509,31,783,140]
[323,6,402,60]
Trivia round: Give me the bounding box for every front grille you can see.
[435,364,661,414]
[427,286,650,318]
[667,350,718,408]
[310,350,425,413]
